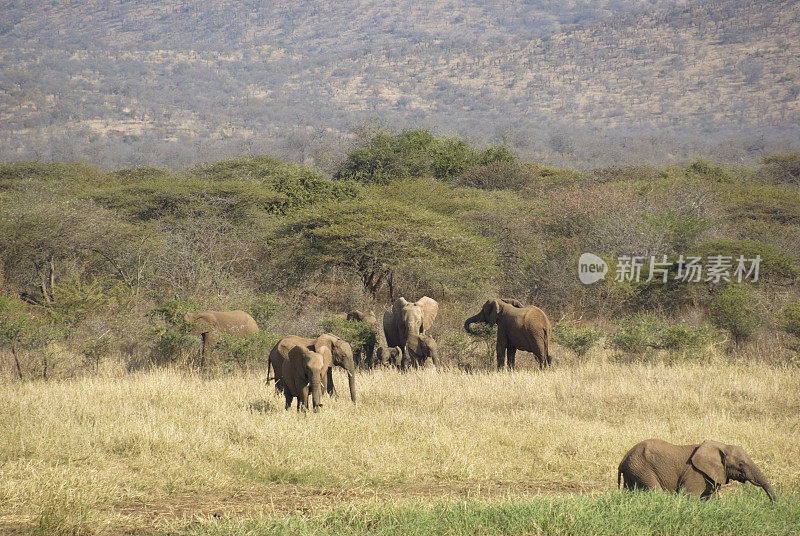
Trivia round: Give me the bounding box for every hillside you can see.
[1,0,798,169]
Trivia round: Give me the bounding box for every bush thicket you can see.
[1,138,799,376]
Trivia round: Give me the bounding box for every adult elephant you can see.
[183,310,259,368]
[282,346,324,411]
[383,296,439,368]
[464,299,551,369]
[268,333,357,403]
[618,439,775,502]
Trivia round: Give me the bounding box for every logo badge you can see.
[578,253,608,284]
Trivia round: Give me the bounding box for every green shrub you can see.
[552,323,602,356]
[453,162,536,191]
[215,331,280,367]
[780,300,800,338]
[464,322,498,368]
[761,153,800,184]
[148,324,196,367]
[686,159,735,182]
[321,317,376,355]
[708,285,762,344]
[333,128,515,183]
[147,298,199,325]
[611,314,720,353]
[646,209,710,251]
[94,156,359,222]
[146,298,201,366]
[693,239,798,281]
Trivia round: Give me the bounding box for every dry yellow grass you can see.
[0,358,798,534]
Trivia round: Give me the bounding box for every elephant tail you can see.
[266,357,274,384]
[617,469,622,489]
[543,325,552,366]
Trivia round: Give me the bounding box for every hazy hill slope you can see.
[0,0,798,169]
[0,0,687,51]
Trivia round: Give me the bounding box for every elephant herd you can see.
[182,296,553,409]
[182,299,776,502]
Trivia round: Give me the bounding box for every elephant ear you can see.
[501,298,524,308]
[288,345,306,361]
[416,297,439,333]
[691,440,728,486]
[484,300,500,325]
[313,333,337,352]
[317,345,332,366]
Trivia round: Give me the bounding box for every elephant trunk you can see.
[750,467,776,502]
[428,341,439,367]
[464,313,483,334]
[346,367,357,403]
[310,372,323,411]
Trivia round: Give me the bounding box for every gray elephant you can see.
[183,310,259,368]
[404,333,439,368]
[383,296,439,368]
[347,310,376,323]
[282,346,324,411]
[464,298,550,369]
[268,333,356,403]
[375,345,402,367]
[618,438,775,501]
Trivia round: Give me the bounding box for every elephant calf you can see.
[618,438,775,501]
[282,346,325,411]
[375,346,402,367]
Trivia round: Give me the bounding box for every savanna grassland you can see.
[1,361,799,535]
[1,131,800,534]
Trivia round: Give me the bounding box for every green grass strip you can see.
[180,489,799,536]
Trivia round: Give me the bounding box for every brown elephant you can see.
[404,333,439,368]
[282,346,324,411]
[183,310,259,368]
[618,439,775,501]
[375,345,402,367]
[383,296,439,368]
[464,298,550,369]
[347,310,377,323]
[268,333,356,403]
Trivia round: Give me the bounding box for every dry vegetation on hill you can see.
[1,0,798,168]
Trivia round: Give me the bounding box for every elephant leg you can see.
[301,385,310,410]
[507,347,517,369]
[200,333,207,369]
[326,367,336,397]
[533,335,548,369]
[496,340,507,369]
[285,393,292,410]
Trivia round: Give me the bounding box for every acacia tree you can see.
[0,297,31,379]
[270,198,498,301]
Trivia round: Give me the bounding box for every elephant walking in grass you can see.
[183,310,259,368]
[464,299,551,369]
[618,439,775,501]
[282,346,324,411]
[268,333,357,403]
[383,296,440,368]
